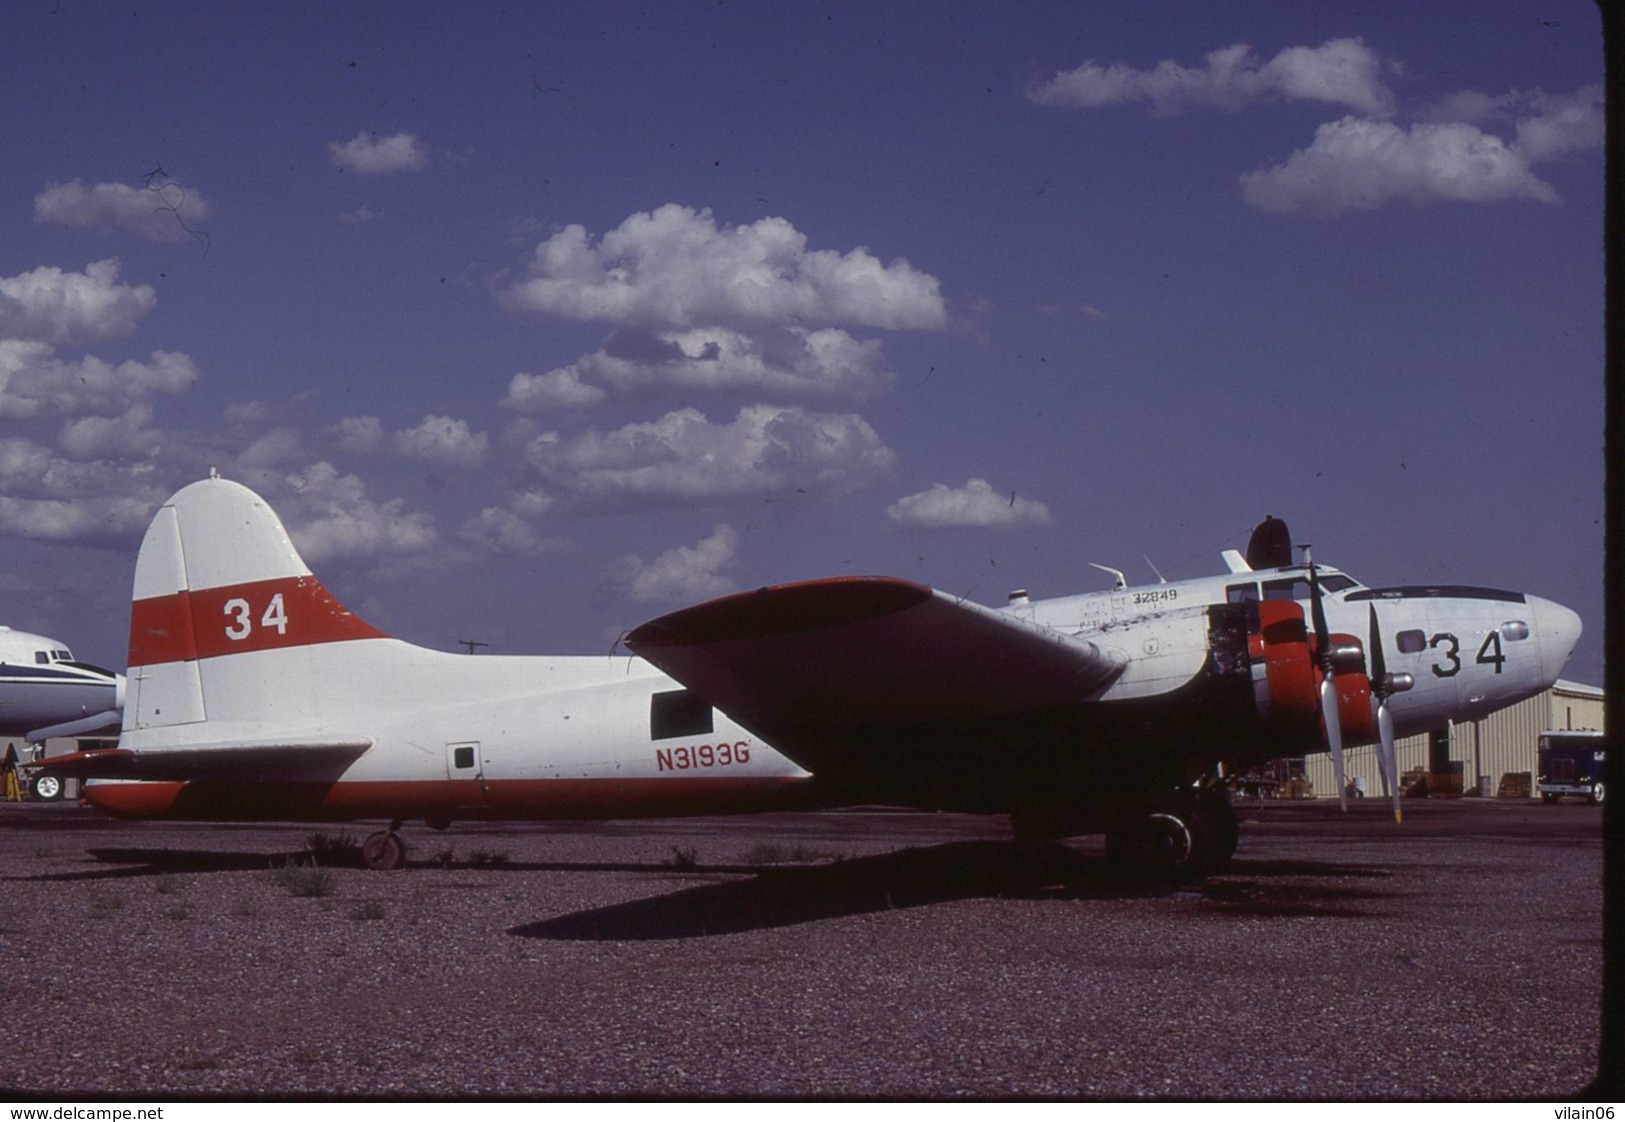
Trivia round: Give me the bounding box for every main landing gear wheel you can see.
[1591,782,1605,806]
[361,830,407,870]
[1106,812,1194,880]
[30,774,63,801]
[1105,788,1238,882]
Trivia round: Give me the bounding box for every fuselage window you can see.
[452,745,476,770]
[1396,629,1427,654]
[651,688,714,740]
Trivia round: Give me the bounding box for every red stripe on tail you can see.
[129,576,386,668]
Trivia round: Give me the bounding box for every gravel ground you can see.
[0,798,1603,1100]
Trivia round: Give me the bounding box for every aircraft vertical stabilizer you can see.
[122,476,388,746]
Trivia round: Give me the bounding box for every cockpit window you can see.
[1226,583,1259,604]
[1501,621,1530,642]
[1263,574,1356,601]
[34,651,48,665]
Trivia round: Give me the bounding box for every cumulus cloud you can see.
[1238,81,1599,217]
[1241,117,1562,217]
[330,414,489,468]
[1031,33,1600,220]
[392,414,489,469]
[887,478,1054,531]
[1511,85,1605,163]
[0,435,169,545]
[34,178,212,242]
[601,524,738,604]
[0,261,155,346]
[0,490,159,544]
[0,258,210,550]
[523,404,895,509]
[0,262,439,568]
[328,131,430,174]
[502,204,947,332]
[502,325,889,412]
[1030,38,1394,118]
[57,404,164,460]
[498,205,946,410]
[0,344,198,420]
[333,414,387,455]
[275,462,438,563]
[457,503,564,556]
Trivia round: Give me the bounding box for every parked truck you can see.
[1537,730,1605,805]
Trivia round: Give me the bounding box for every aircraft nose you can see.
[1529,595,1582,686]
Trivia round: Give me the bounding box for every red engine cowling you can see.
[1246,600,1374,744]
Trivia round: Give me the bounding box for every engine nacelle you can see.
[1243,600,1374,745]
[1321,633,1376,743]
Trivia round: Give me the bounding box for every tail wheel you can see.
[361,830,407,870]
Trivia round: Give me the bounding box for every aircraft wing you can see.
[27,708,123,744]
[625,577,1124,733]
[35,738,374,782]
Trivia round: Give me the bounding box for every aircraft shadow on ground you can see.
[16,840,1395,932]
[509,841,1396,940]
[21,847,666,882]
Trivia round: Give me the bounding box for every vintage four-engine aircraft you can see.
[42,476,1581,876]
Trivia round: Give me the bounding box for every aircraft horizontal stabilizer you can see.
[36,738,373,782]
[627,576,1124,732]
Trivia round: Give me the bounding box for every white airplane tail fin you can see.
[123,475,389,741]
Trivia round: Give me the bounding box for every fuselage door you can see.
[446,740,486,806]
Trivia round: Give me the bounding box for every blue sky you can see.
[0,1,1606,685]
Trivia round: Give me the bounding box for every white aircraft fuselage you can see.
[0,627,124,743]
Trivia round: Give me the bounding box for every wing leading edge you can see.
[626,577,1124,736]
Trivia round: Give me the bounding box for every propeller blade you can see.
[1368,605,1403,823]
[1307,546,1347,810]
[1322,675,1348,812]
[1367,603,1387,684]
[1377,699,1401,823]
[1306,548,1331,652]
